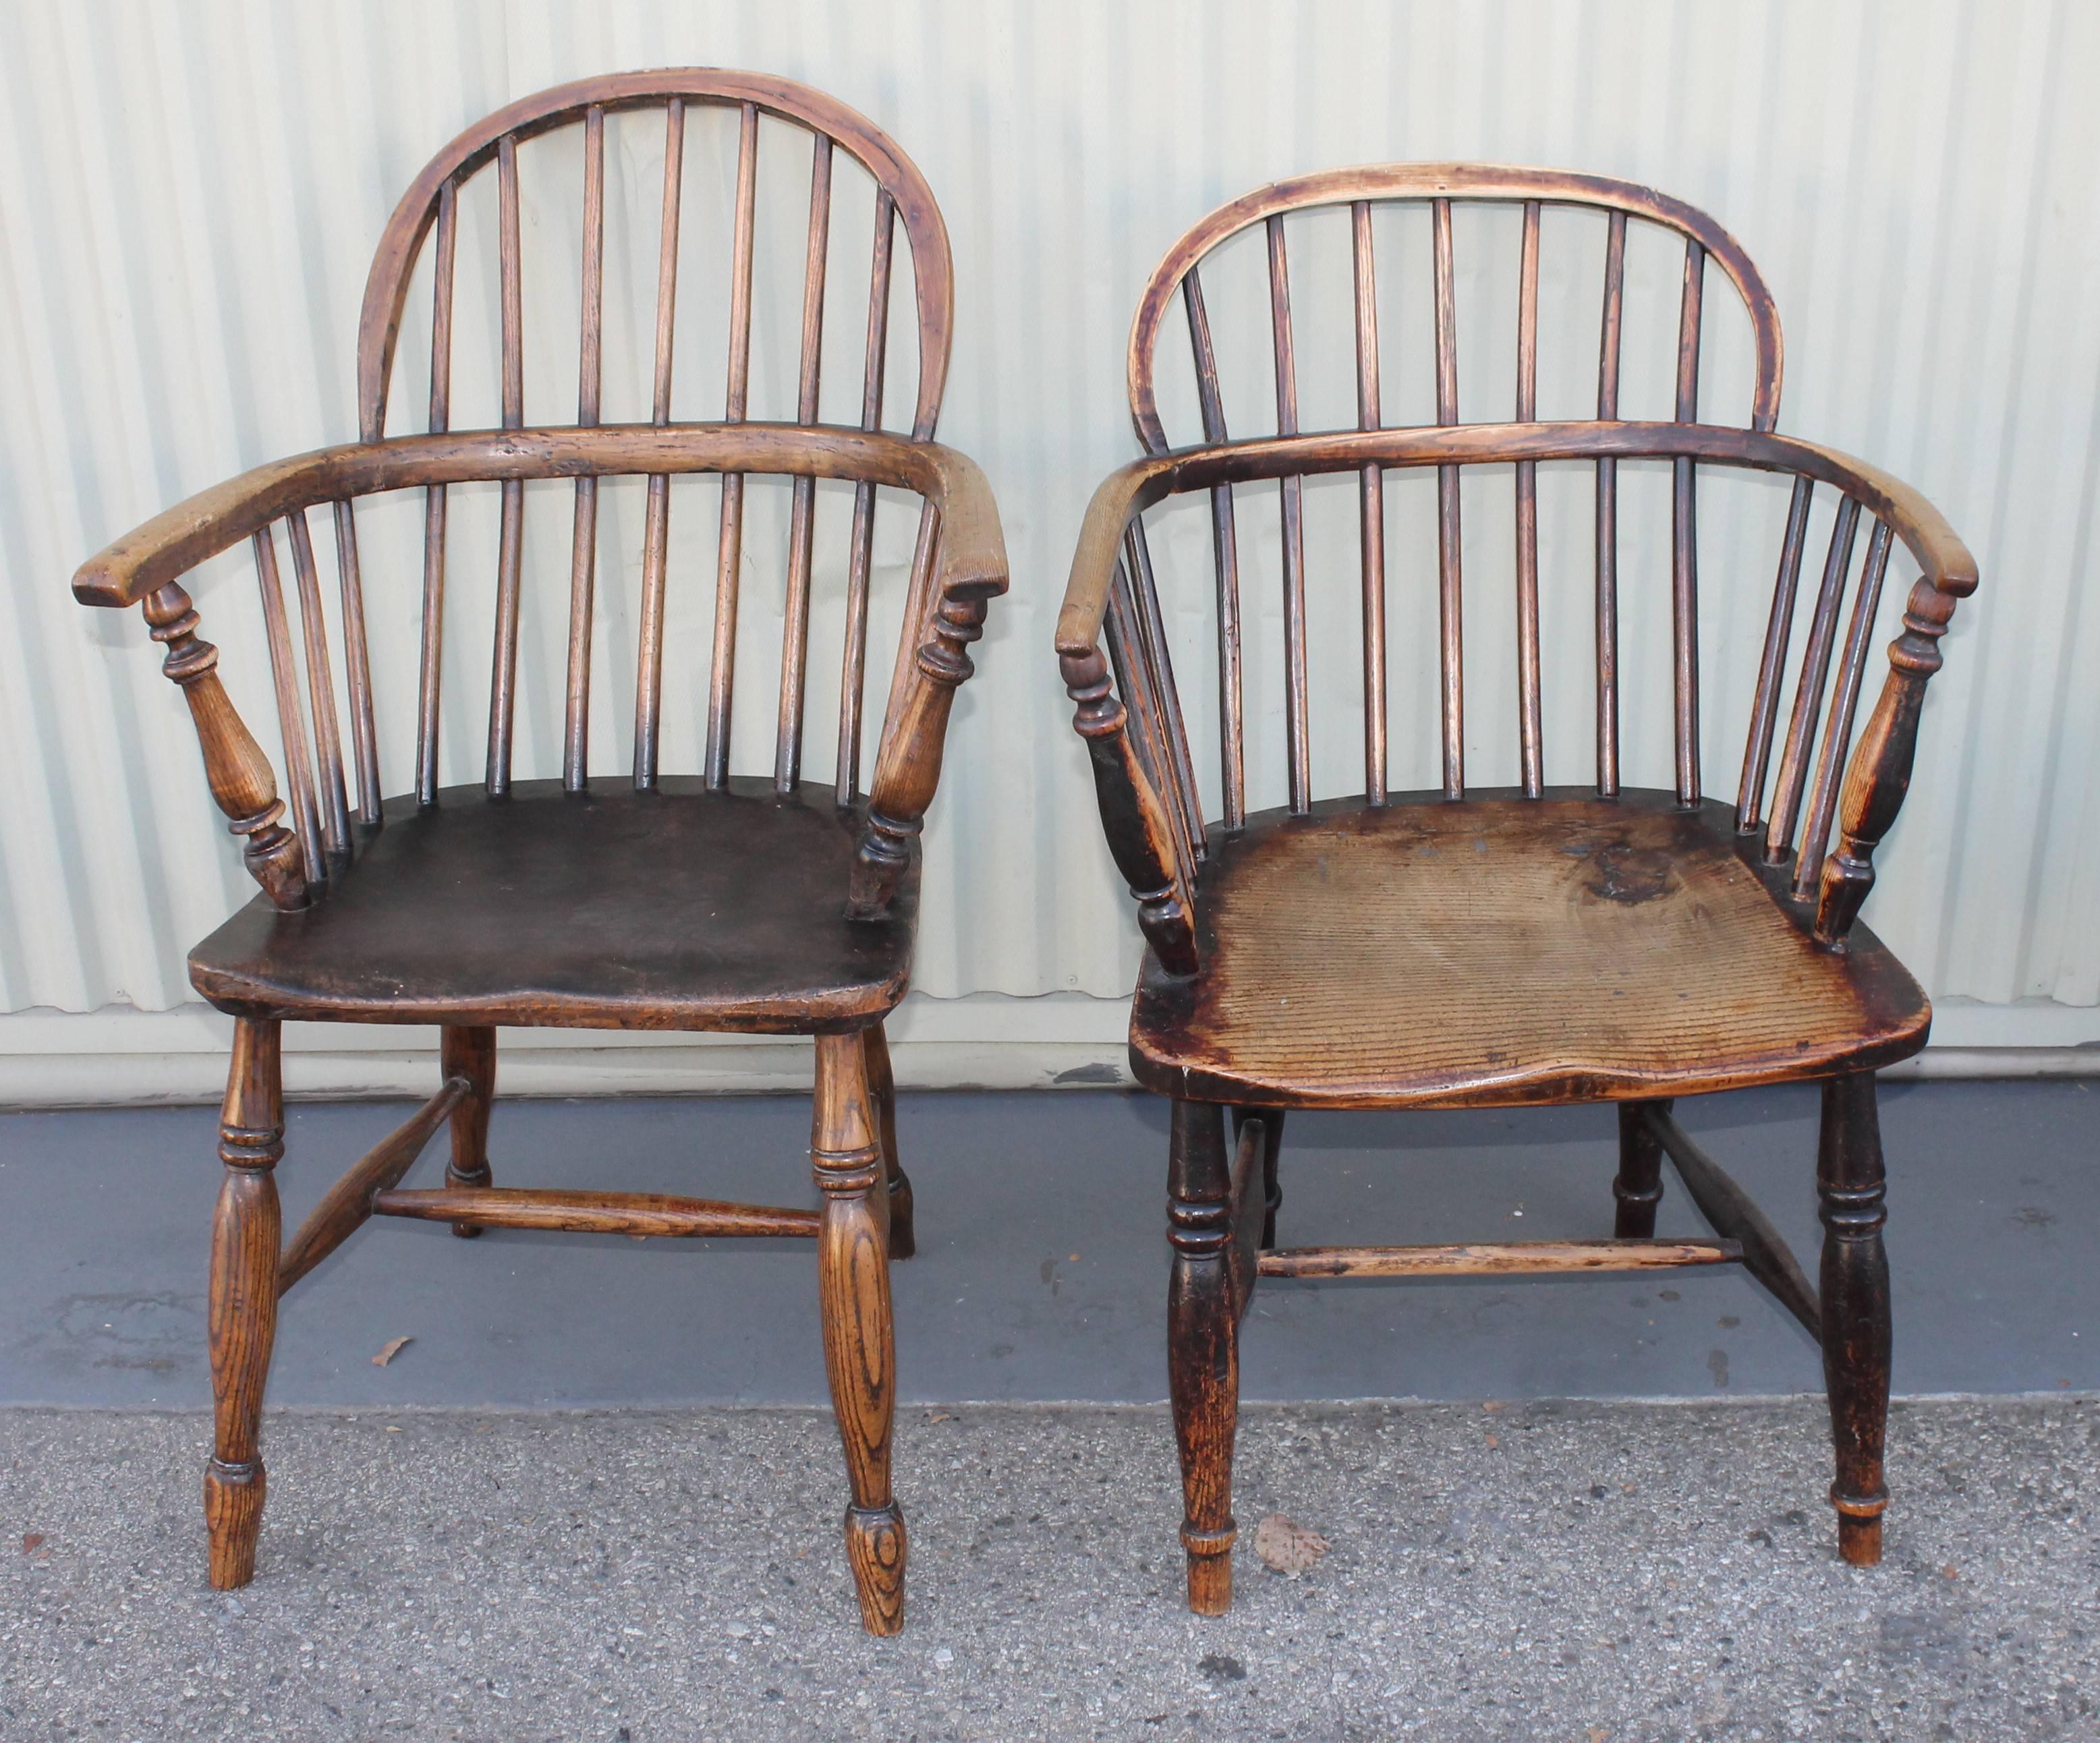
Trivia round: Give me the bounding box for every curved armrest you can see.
[76,422,1006,611]
[1056,420,1975,657]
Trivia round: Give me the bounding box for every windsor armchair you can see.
[72,70,1005,1635]
[1058,167,1975,1614]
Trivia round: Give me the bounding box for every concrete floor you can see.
[5,1397,2097,1740]
[1,1081,2093,1409]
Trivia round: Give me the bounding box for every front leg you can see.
[1168,1098,1239,1615]
[812,1032,905,1634]
[1819,1070,1891,1565]
[205,1018,284,1588]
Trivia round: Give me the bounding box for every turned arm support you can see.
[1812,579,1966,943]
[846,446,1008,918]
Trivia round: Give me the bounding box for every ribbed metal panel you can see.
[2,0,2095,1029]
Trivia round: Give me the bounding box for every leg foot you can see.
[442,1026,496,1238]
[1614,1100,1668,1238]
[813,1033,906,1634]
[206,1018,283,1589]
[863,1024,914,1261]
[1169,1099,1239,1616]
[1819,1070,1890,1566]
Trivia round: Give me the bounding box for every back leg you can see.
[1613,1100,1668,1238]
[862,1023,914,1259]
[442,1026,496,1238]
[1232,1107,1286,1249]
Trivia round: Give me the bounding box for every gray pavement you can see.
[5,1397,2097,1740]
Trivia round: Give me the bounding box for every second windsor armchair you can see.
[1058,167,1976,1614]
[72,70,1006,1635]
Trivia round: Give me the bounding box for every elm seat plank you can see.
[1129,790,1929,1110]
[188,778,917,1032]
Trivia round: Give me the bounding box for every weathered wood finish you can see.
[1819,1071,1890,1564]
[812,1032,905,1633]
[1259,1240,1740,1278]
[372,1187,820,1238]
[1069,165,1976,1613]
[76,72,1000,1638]
[205,1018,283,1589]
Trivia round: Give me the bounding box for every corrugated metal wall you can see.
[3,0,2097,1064]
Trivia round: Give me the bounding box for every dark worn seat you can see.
[1129,791,1930,1108]
[190,780,917,1031]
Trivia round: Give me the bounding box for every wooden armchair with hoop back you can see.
[72,69,1006,1635]
[1057,167,1975,1615]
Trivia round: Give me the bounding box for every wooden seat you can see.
[1130,791,1929,1108]
[72,72,1006,1637]
[190,780,917,1031]
[1060,165,1978,1616]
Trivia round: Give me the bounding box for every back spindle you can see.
[635,98,686,792]
[564,102,606,793]
[1184,268,1245,829]
[284,509,350,859]
[1793,520,1892,899]
[706,101,760,790]
[1514,198,1543,798]
[253,528,325,887]
[328,501,380,824]
[416,176,457,807]
[776,134,834,793]
[487,132,526,797]
[1765,496,1861,864]
[1671,238,1706,805]
[837,190,897,805]
[1432,196,1463,798]
[1266,215,1310,814]
[1736,478,1815,831]
[1595,209,1627,796]
[1351,201,1387,805]
[1125,523,1205,862]
[1106,566,1197,884]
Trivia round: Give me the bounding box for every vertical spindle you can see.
[706,101,759,789]
[1595,210,1626,797]
[285,509,349,858]
[777,134,833,793]
[1794,521,1892,899]
[1266,215,1309,814]
[1127,522,1205,860]
[1352,201,1387,805]
[1736,478,1814,831]
[838,190,896,806]
[254,530,324,886]
[329,503,380,824]
[1766,496,1861,864]
[1514,198,1543,798]
[416,177,457,807]
[1185,270,1244,830]
[487,133,525,798]
[1433,196,1463,798]
[564,103,606,793]
[1671,239,1706,806]
[635,99,685,791]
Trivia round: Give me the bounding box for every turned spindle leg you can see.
[441,1026,496,1238]
[1818,1070,1891,1566]
[863,1023,915,1261]
[204,1018,284,1589]
[812,1033,905,1634]
[1168,1098,1239,1616]
[1614,1099,1669,1238]
[1234,1107,1286,1250]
